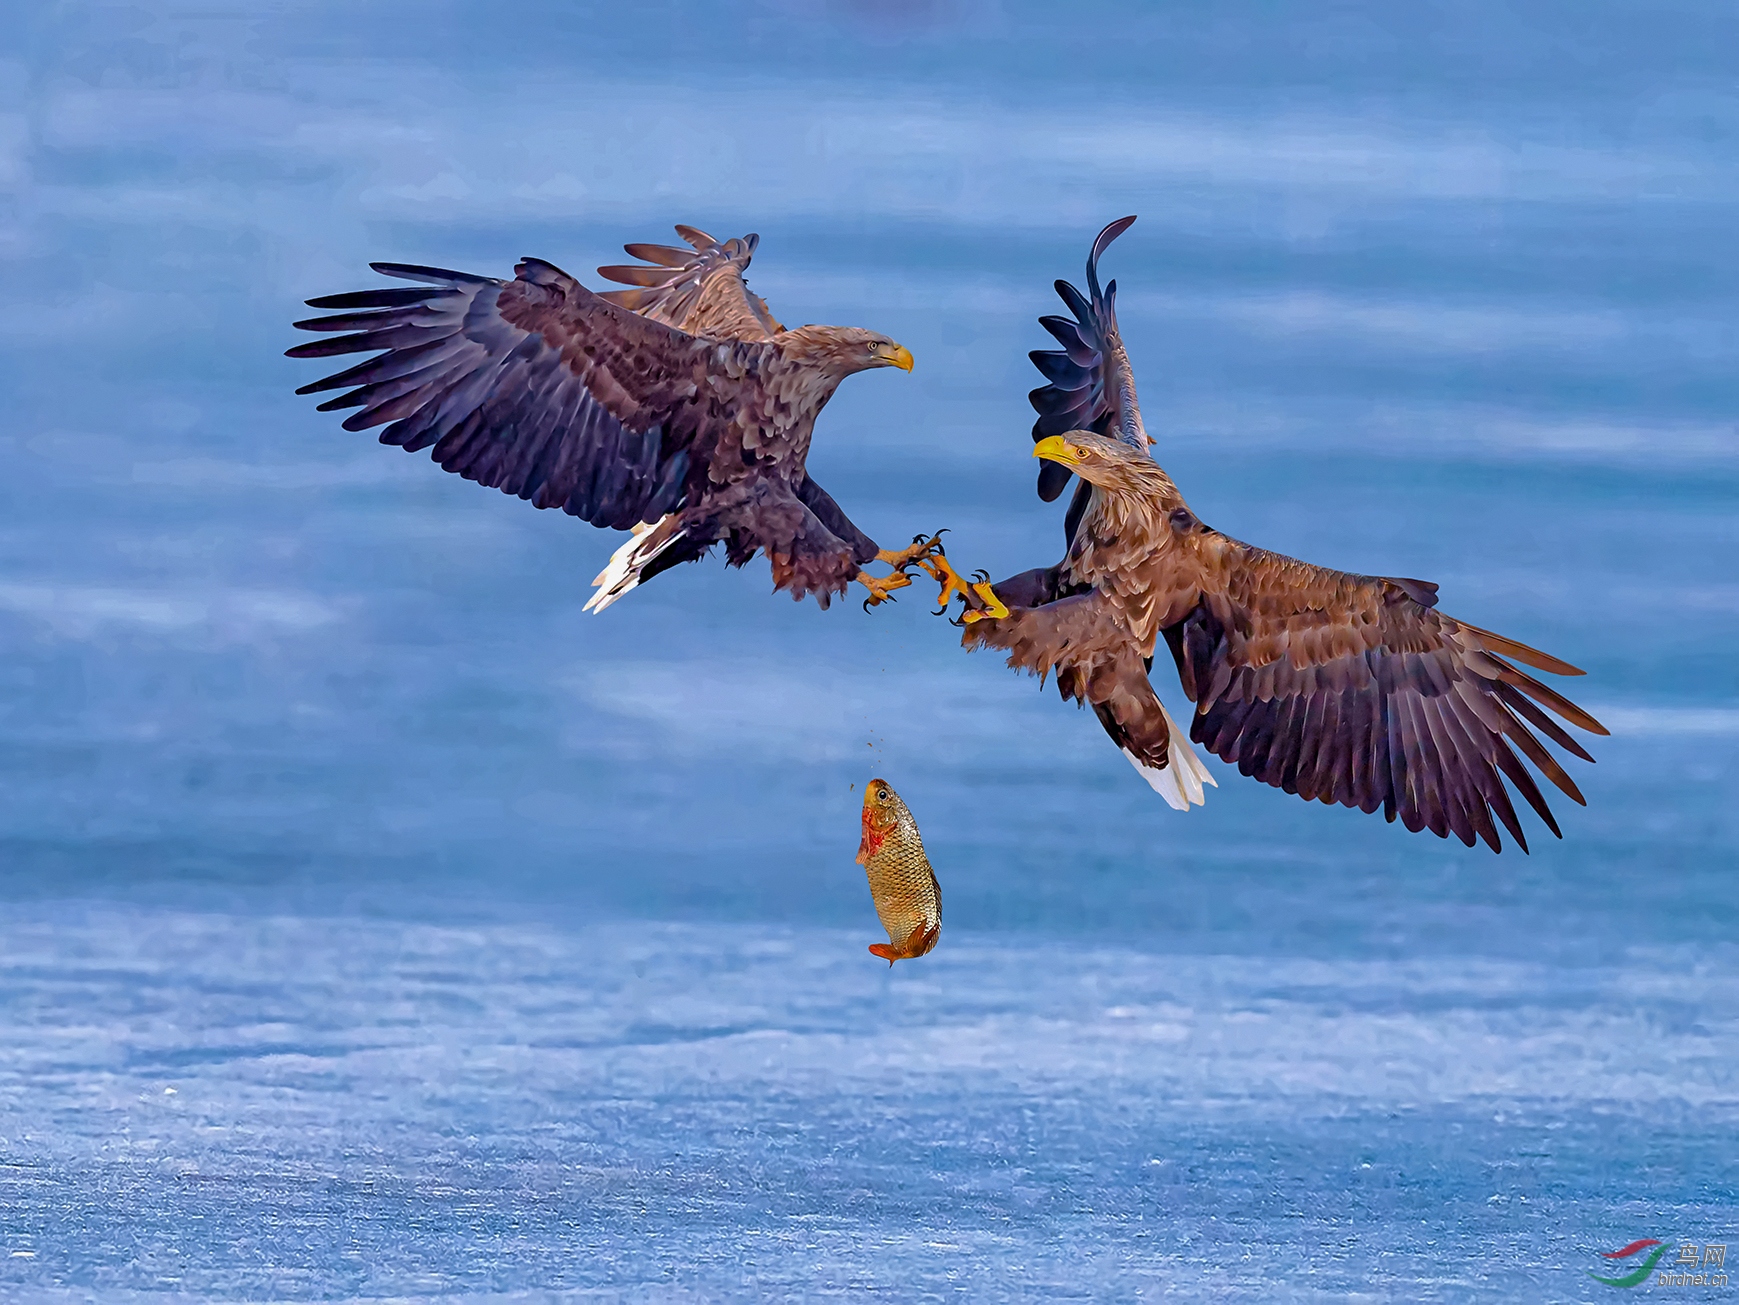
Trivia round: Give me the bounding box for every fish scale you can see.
[855,778,942,966]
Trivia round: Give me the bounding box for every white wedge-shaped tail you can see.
[1120,701,1217,811]
[584,515,685,613]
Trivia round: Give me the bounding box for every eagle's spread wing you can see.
[1156,533,1608,851]
[1028,216,1144,541]
[287,258,778,531]
[596,225,785,342]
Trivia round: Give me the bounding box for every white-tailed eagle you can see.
[940,218,1607,850]
[288,225,943,611]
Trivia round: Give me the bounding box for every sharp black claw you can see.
[863,597,874,613]
[971,569,990,583]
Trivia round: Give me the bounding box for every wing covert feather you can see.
[1155,528,1605,851]
[596,227,785,341]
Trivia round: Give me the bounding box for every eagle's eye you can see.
[867,341,880,355]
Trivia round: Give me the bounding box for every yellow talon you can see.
[972,580,1009,618]
[856,568,913,609]
[923,555,1008,621]
[875,531,948,572]
[921,554,977,610]
[860,532,958,612]
[960,580,1010,623]
[866,535,1008,621]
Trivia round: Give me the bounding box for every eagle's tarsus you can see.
[874,531,948,572]
[856,568,913,609]
[923,554,1008,621]
[859,531,953,612]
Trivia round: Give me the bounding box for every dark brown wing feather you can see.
[287,258,777,531]
[1157,533,1608,852]
[1027,216,1145,540]
[596,225,785,342]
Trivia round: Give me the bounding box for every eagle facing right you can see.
[287,225,946,612]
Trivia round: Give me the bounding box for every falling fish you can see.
[856,778,942,965]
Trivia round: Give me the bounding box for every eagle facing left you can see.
[287,225,945,610]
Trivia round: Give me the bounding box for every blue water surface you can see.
[1,2,1735,1299]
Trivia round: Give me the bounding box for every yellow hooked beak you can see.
[1032,435,1086,466]
[886,344,915,372]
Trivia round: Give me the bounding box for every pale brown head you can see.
[783,325,914,379]
[1032,432,1169,500]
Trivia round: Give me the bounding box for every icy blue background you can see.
[1,1,1735,1299]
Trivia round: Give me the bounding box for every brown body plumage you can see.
[951,217,1607,852]
[287,225,939,611]
[855,779,941,965]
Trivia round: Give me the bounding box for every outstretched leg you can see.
[982,566,1077,609]
[855,568,914,607]
[921,554,1009,622]
[875,531,948,572]
[857,531,952,610]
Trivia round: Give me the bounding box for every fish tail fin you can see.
[905,920,940,959]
